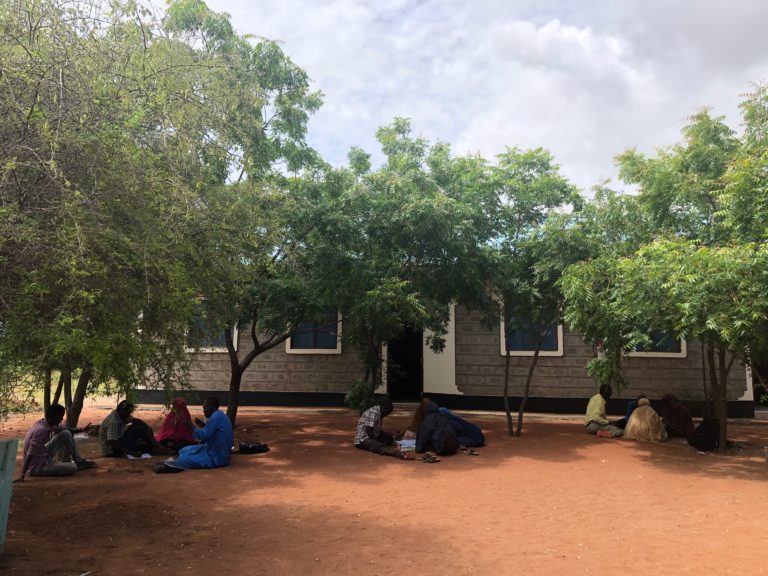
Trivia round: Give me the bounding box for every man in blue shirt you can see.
[156,397,233,473]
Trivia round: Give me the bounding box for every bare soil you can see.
[2,403,768,576]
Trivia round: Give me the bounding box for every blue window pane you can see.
[636,331,681,353]
[290,323,317,349]
[314,328,338,349]
[506,324,558,352]
[291,315,338,349]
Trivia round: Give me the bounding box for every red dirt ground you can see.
[1,402,768,576]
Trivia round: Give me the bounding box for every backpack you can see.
[687,417,720,452]
[238,441,270,454]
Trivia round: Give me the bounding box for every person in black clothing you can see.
[415,401,458,457]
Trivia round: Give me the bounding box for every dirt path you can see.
[2,405,768,575]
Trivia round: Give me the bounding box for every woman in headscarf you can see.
[624,397,668,443]
[660,394,695,439]
[156,397,195,451]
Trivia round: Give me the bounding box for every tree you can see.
[564,97,768,449]
[0,0,322,425]
[159,0,324,424]
[308,119,494,393]
[565,240,768,449]
[484,148,584,436]
[0,0,212,423]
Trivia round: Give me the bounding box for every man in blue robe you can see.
[156,397,233,473]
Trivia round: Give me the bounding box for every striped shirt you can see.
[354,405,382,445]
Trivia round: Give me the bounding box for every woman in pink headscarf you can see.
[156,397,195,451]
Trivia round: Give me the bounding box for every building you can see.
[148,305,753,417]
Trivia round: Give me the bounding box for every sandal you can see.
[153,462,184,474]
[420,453,440,463]
[463,449,479,456]
[76,459,96,470]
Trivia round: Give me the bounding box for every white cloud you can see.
[205,0,768,192]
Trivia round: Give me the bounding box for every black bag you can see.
[238,441,270,454]
[688,417,720,452]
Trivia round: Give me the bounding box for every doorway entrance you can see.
[387,326,423,401]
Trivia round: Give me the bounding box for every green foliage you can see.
[0,0,323,422]
[565,88,768,447]
[344,380,385,414]
[302,119,496,388]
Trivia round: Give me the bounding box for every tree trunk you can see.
[62,365,73,423]
[67,365,92,428]
[43,368,52,412]
[700,342,711,417]
[226,366,244,426]
[503,351,513,436]
[515,347,541,437]
[706,345,730,451]
[223,322,291,426]
[52,370,64,405]
[715,347,730,450]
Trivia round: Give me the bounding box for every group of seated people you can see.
[353,397,485,461]
[584,384,719,450]
[20,385,718,478]
[20,396,234,480]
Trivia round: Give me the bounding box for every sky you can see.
[203,0,768,193]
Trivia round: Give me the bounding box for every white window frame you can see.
[286,313,342,355]
[499,320,564,357]
[628,338,687,358]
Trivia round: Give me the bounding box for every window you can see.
[499,321,564,357]
[187,306,237,353]
[286,312,342,354]
[628,331,686,358]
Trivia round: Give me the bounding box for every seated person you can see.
[156,397,195,451]
[405,398,484,448]
[20,404,94,480]
[438,407,485,448]
[612,394,646,429]
[353,399,411,460]
[159,397,234,472]
[99,400,168,457]
[584,384,623,437]
[415,401,459,456]
[660,394,695,438]
[623,397,668,442]
[403,397,431,439]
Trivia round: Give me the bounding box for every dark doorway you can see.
[387,326,423,401]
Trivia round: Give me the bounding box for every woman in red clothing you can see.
[156,397,195,451]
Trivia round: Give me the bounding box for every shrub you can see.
[344,380,385,414]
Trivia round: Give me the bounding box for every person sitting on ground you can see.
[438,406,485,448]
[611,394,646,430]
[99,400,169,457]
[584,384,623,437]
[19,403,95,480]
[623,397,668,443]
[159,397,234,472]
[404,398,484,448]
[660,394,695,439]
[402,397,430,439]
[353,399,411,460]
[415,400,459,456]
[156,397,195,452]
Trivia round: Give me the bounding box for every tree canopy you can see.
[2,0,767,443]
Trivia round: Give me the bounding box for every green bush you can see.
[344,380,385,414]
